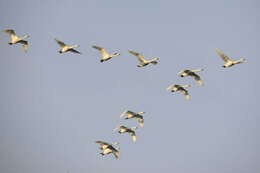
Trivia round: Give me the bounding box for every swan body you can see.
[216,48,246,68]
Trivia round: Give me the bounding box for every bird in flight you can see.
[128,50,159,67]
[3,29,29,52]
[167,84,191,100]
[178,68,204,86]
[95,141,120,159]
[120,110,145,127]
[114,125,138,142]
[55,39,81,54]
[215,48,246,68]
[92,45,120,62]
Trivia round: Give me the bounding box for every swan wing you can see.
[55,39,66,47]
[92,45,109,57]
[128,50,146,63]
[216,48,232,62]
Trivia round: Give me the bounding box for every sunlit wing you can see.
[128,50,145,63]
[55,39,66,47]
[95,141,110,146]
[138,118,144,127]
[113,150,120,159]
[92,45,109,57]
[131,134,137,142]
[70,49,81,54]
[20,40,28,52]
[215,48,232,62]
[166,85,173,90]
[4,29,19,41]
[181,85,191,88]
[191,68,204,73]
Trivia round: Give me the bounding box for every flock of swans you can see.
[2,29,247,159]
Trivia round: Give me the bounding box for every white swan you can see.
[114,125,138,142]
[120,110,145,127]
[167,84,191,100]
[95,141,120,159]
[178,68,204,85]
[3,29,29,52]
[216,48,246,68]
[55,39,81,54]
[128,50,159,67]
[92,45,120,62]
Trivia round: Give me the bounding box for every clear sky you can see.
[0,0,259,173]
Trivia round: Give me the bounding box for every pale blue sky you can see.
[0,0,259,173]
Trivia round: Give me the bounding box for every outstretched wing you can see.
[138,118,144,127]
[3,29,18,41]
[191,68,204,73]
[55,39,66,47]
[70,49,81,54]
[95,141,110,146]
[180,88,191,100]
[190,73,204,85]
[128,50,146,63]
[19,40,29,52]
[120,110,135,118]
[92,45,109,57]
[215,48,232,62]
[113,150,120,159]
[181,84,191,88]
[131,133,137,142]
[166,85,174,91]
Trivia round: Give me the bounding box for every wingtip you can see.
[197,80,204,86]
[120,111,126,118]
[132,136,137,142]
[166,85,172,91]
[113,127,119,132]
[185,95,191,100]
